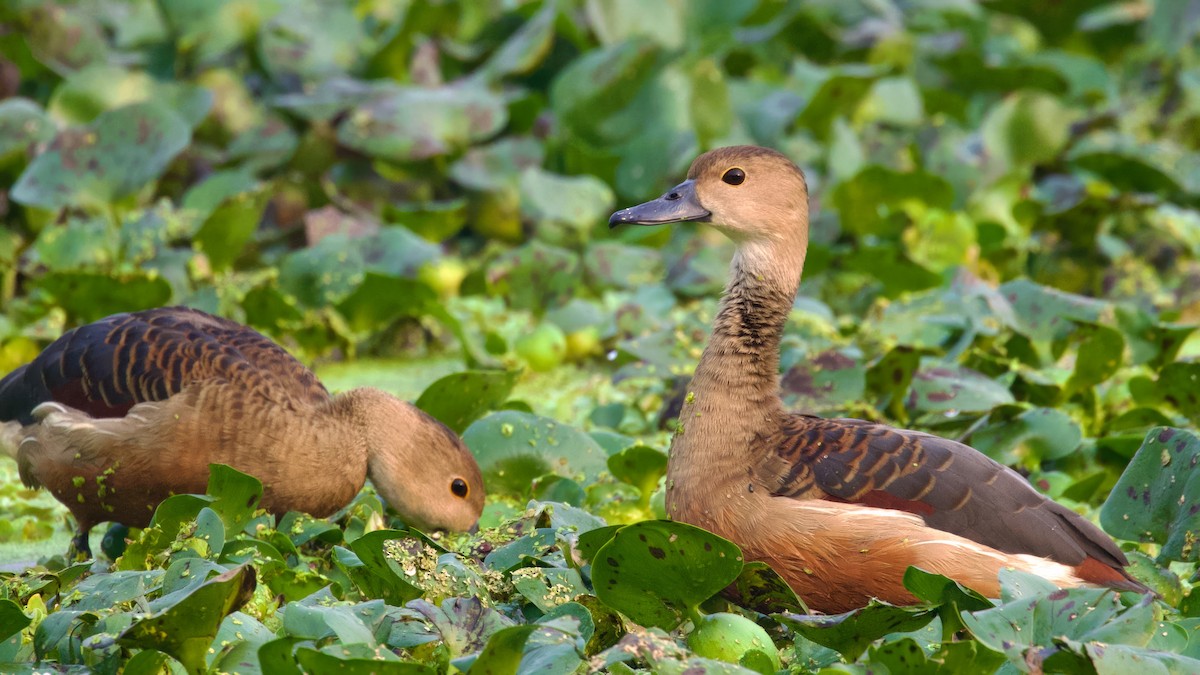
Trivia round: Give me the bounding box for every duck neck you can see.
[670,239,805,485]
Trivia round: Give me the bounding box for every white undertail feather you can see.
[1,420,21,460]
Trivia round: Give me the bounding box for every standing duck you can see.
[0,307,485,557]
[610,146,1147,613]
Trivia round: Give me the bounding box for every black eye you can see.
[451,478,469,498]
[722,168,745,185]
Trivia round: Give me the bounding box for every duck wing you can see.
[0,307,329,424]
[759,414,1141,588]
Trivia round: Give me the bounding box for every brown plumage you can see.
[610,145,1148,613]
[0,307,485,557]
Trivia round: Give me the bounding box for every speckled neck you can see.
[666,239,805,509]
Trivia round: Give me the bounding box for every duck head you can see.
[609,145,809,247]
[357,390,485,533]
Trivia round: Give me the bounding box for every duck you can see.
[609,145,1148,613]
[0,306,485,558]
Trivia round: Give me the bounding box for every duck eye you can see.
[451,478,469,498]
[722,168,745,185]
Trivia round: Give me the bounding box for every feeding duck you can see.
[0,306,484,558]
[610,145,1148,613]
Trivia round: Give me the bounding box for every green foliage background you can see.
[1,0,1200,672]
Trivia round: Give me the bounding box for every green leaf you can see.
[194,188,269,272]
[0,600,31,643]
[549,40,662,145]
[591,520,743,630]
[30,270,173,324]
[776,602,936,661]
[466,624,537,675]
[294,647,434,674]
[408,597,515,659]
[831,166,954,238]
[487,241,581,314]
[907,366,1015,415]
[1066,324,1125,394]
[728,562,807,615]
[337,85,507,162]
[606,445,667,499]
[1159,362,1200,426]
[999,278,1111,342]
[971,406,1083,466]
[463,411,608,495]
[477,0,558,80]
[520,168,614,244]
[416,370,520,434]
[119,565,257,675]
[0,98,55,158]
[13,102,190,210]
[981,91,1073,168]
[346,530,424,605]
[1101,427,1200,561]
[205,464,264,534]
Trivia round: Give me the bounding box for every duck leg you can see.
[68,522,93,561]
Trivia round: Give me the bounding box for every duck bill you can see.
[608,179,711,228]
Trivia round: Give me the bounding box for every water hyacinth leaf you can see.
[1101,427,1200,561]
[1059,639,1200,674]
[511,567,587,613]
[1158,362,1200,426]
[520,167,614,243]
[450,137,546,192]
[386,199,469,242]
[907,366,1015,415]
[961,586,1122,667]
[584,242,665,290]
[728,562,807,615]
[549,40,662,145]
[521,612,588,674]
[346,530,423,604]
[31,270,173,324]
[776,602,936,661]
[464,624,537,675]
[295,646,433,674]
[66,572,161,613]
[831,166,954,238]
[335,273,434,333]
[0,600,31,643]
[28,216,117,271]
[209,612,276,674]
[606,445,667,498]
[118,565,256,674]
[487,241,581,314]
[258,2,364,82]
[477,0,558,80]
[999,278,1111,342]
[337,85,507,162]
[902,567,994,636]
[794,70,878,139]
[1066,324,1125,394]
[194,188,269,272]
[781,349,867,413]
[20,3,108,73]
[415,370,520,434]
[463,411,608,496]
[13,103,190,210]
[408,597,515,659]
[981,91,1073,168]
[0,99,55,157]
[205,464,264,534]
[1071,150,1183,197]
[970,407,1083,466]
[591,520,743,630]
